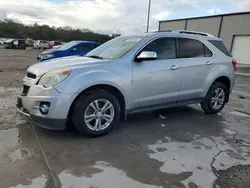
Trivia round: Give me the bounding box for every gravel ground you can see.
[0,46,41,87]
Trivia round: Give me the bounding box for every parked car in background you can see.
[4,39,26,49]
[52,42,67,49]
[48,41,62,48]
[52,44,62,49]
[17,30,236,136]
[37,41,100,61]
[34,40,50,50]
[25,38,34,48]
[0,39,5,45]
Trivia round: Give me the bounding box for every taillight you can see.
[232,59,237,71]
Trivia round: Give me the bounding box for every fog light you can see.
[39,102,50,115]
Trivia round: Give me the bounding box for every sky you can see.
[0,0,249,35]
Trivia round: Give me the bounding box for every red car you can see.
[48,41,62,48]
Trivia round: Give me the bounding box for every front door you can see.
[132,37,182,109]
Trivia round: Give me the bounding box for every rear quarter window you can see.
[208,40,232,57]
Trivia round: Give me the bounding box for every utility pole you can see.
[146,0,151,32]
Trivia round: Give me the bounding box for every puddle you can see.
[148,136,250,188]
[0,124,48,188]
[148,137,218,187]
[9,174,47,188]
[59,161,161,188]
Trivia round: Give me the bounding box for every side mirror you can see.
[136,51,157,62]
[72,48,78,52]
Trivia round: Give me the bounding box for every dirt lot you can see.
[0,46,41,87]
[0,47,250,188]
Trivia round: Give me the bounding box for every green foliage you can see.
[0,19,119,43]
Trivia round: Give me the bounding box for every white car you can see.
[0,38,6,45]
[34,40,49,49]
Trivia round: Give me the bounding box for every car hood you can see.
[41,48,60,54]
[28,56,108,76]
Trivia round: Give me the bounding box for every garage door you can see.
[232,36,250,65]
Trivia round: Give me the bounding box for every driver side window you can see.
[142,37,176,60]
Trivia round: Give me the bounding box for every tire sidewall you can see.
[72,90,120,136]
[207,82,228,113]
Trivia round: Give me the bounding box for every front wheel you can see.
[72,89,120,136]
[201,82,228,114]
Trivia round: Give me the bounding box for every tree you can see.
[0,20,115,43]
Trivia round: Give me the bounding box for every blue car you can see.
[37,41,100,61]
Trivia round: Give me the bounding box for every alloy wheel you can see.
[84,99,115,131]
[211,88,225,109]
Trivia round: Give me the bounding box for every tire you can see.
[201,82,228,114]
[72,89,120,136]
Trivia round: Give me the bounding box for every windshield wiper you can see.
[85,55,103,59]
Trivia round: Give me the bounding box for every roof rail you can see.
[171,30,215,37]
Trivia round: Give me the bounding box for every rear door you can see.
[177,37,214,103]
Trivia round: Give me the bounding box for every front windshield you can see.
[58,41,78,50]
[86,35,146,59]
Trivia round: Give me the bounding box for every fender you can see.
[54,68,132,110]
[202,63,235,96]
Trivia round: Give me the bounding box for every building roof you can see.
[159,11,250,23]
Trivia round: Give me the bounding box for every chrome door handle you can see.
[206,61,213,65]
[170,65,179,70]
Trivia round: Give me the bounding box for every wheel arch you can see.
[67,84,127,122]
[211,76,231,102]
[214,76,231,91]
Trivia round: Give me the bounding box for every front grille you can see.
[27,72,36,79]
[21,85,30,96]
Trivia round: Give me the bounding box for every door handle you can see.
[206,61,213,65]
[170,65,179,70]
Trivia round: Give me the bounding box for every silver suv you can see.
[17,30,236,136]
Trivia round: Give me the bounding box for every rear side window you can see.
[209,40,232,57]
[142,37,176,60]
[178,38,212,58]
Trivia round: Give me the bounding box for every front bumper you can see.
[17,106,66,130]
[16,85,77,130]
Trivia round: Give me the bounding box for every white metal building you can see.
[158,12,250,65]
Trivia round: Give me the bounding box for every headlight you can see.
[41,53,54,60]
[38,69,71,88]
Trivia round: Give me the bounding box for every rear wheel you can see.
[201,82,228,114]
[72,89,120,136]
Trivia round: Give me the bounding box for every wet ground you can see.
[0,48,250,188]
